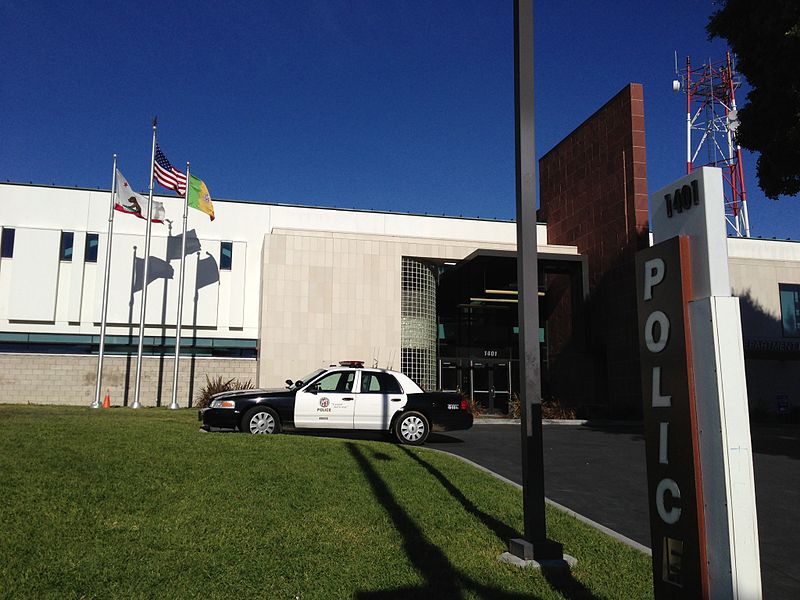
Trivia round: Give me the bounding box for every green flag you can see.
[188,174,215,221]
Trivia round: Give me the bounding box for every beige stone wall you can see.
[258,228,517,387]
[730,257,800,339]
[729,256,800,412]
[0,353,256,407]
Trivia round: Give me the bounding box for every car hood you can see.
[212,388,294,400]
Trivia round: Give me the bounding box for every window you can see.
[220,241,233,270]
[312,371,354,393]
[60,231,74,262]
[361,372,380,393]
[1,228,14,258]
[360,372,403,394]
[779,283,800,337]
[0,332,258,358]
[85,233,99,263]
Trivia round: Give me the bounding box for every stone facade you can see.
[258,228,517,387]
[0,353,256,407]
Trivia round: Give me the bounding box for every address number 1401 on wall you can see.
[665,179,700,218]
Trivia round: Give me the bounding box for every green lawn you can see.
[0,405,653,599]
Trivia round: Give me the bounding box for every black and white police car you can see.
[199,361,472,445]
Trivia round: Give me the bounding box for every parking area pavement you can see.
[428,422,800,600]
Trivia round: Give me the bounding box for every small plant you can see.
[195,375,255,409]
[508,393,521,419]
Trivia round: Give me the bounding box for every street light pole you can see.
[509,0,564,562]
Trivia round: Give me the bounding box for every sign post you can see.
[638,167,762,598]
[501,0,569,568]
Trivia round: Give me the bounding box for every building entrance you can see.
[471,360,511,414]
[440,358,514,415]
[435,248,588,415]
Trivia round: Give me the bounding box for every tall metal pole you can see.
[132,119,158,409]
[686,56,693,174]
[91,155,118,408]
[510,0,563,561]
[169,162,190,410]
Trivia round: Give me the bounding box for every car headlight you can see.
[210,399,236,409]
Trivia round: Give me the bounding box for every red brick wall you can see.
[538,84,649,416]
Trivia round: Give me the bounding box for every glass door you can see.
[492,362,510,414]
[471,361,491,413]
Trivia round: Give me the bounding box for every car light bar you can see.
[339,360,364,368]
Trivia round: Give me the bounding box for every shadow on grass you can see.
[397,445,518,543]
[398,446,600,600]
[348,442,601,599]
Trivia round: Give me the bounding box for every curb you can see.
[473,418,588,425]
[473,418,643,427]
[426,447,651,556]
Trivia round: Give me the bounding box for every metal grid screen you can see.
[401,257,437,391]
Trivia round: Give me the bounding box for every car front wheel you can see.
[394,411,429,445]
[242,407,281,435]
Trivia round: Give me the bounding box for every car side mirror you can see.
[285,379,293,388]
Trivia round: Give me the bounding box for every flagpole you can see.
[169,162,190,410]
[132,119,158,409]
[92,154,118,408]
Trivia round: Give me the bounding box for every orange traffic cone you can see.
[102,388,111,409]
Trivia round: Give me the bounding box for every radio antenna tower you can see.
[673,51,751,237]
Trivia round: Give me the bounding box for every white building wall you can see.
[728,237,800,334]
[0,183,554,346]
[1,182,561,402]
[4,183,800,412]
[727,237,800,413]
[0,184,268,340]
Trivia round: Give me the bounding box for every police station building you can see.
[2,84,799,417]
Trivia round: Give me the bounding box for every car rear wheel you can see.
[242,407,281,435]
[394,411,429,445]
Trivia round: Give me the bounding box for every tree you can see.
[707,1,800,199]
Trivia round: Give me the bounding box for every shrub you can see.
[507,393,576,420]
[195,375,255,409]
[542,398,577,420]
[508,393,521,419]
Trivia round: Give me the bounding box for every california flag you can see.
[115,170,166,223]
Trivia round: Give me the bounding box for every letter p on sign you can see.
[643,258,665,301]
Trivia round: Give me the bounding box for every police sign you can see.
[636,236,707,597]
[644,167,762,599]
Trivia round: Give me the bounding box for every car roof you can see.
[322,365,424,393]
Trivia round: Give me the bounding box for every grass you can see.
[0,405,653,599]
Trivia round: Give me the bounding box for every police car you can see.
[199,361,473,445]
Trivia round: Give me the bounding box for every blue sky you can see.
[2,1,798,239]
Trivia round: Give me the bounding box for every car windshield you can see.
[294,368,325,387]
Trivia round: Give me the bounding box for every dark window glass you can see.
[0,332,257,358]
[378,372,403,394]
[360,372,403,394]
[60,231,74,262]
[779,283,800,338]
[220,241,233,270]
[1,228,14,258]
[85,233,99,263]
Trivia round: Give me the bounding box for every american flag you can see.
[153,143,187,195]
